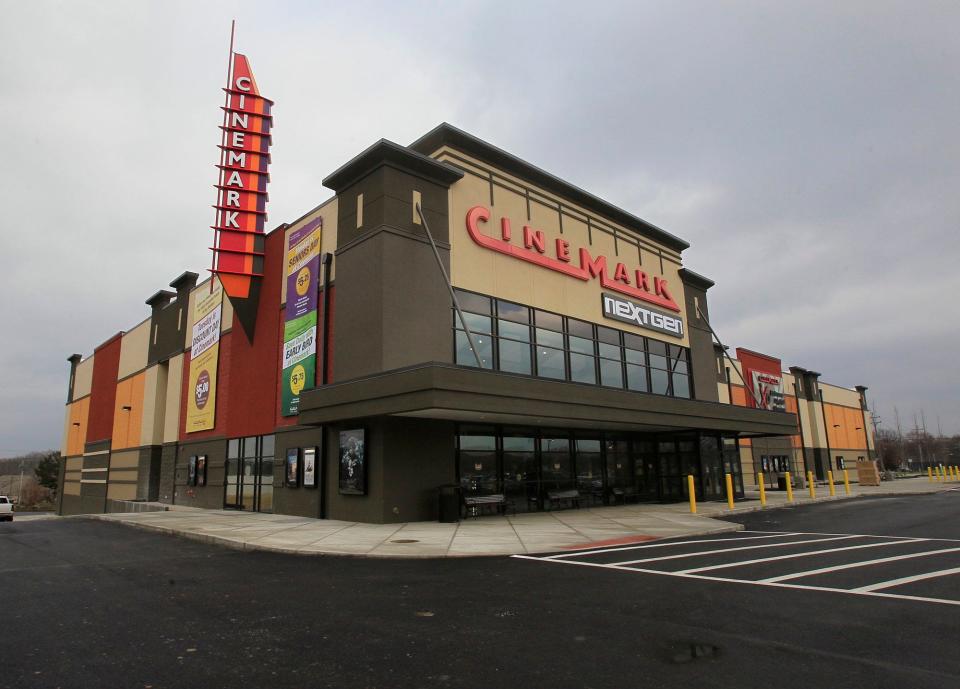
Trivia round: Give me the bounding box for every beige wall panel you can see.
[140,365,159,445]
[819,383,862,408]
[66,457,82,471]
[63,480,81,496]
[162,354,184,443]
[717,381,731,404]
[73,356,94,400]
[528,196,559,234]
[118,319,150,379]
[438,148,683,261]
[108,469,138,482]
[448,169,689,346]
[109,450,140,470]
[61,405,72,456]
[107,482,137,500]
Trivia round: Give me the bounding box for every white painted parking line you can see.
[511,554,960,607]
[544,532,802,560]
[852,565,960,593]
[735,529,960,543]
[677,539,924,575]
[612,535,861,566]
[761,546,960,583]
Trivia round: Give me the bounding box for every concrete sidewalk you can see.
[85,476,956,558]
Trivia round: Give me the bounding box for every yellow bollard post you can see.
[725,473,735,510]
[808,471,816,499]
[940,466,946,482]
[758,472,767,507]
[843,469,851,495]
[785,471,794,503]
[687,474,697,514]
[827,470,836,497]
[928,467,933,482]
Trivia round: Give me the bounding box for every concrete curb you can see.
[80,484,954,559]
[82,513,745,559]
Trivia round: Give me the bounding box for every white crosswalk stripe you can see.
[513,530,960,607]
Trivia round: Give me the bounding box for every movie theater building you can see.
[715,346,876,487]
[60,123,808,523]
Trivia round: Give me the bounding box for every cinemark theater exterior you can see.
[59,122,876,523]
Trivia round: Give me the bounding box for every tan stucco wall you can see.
[140,364,164,446]
[72,356,94,401]
[162,354,184,443]
[441,149,689,348]
[118,319,150,380]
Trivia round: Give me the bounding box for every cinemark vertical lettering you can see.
[210,52,273,300]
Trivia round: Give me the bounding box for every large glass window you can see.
[452,289,691,399]
[575,439,603,505]
[458,433,498,496]
[540,437,573,492]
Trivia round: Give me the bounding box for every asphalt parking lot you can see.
[1,493,958,689]
[517,529,960,606]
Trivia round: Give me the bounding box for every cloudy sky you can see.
[1,0,957,456]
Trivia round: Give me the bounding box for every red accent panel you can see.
[223,227,285,437]
[735,348,783,409]
[85,333,123,444]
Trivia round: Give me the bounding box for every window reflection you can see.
[452,289,691,400]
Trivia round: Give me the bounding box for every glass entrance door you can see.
[540,437,573,496]
[575,439,603,506]
[699,435,724,500]
[502,435,537,512]
[224,436,275,513]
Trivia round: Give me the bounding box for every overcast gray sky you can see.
[1,0,957,456]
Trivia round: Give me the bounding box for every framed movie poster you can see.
[196,455,207,487]
[338,429,366,495]
[303,447,318,488]
[286,448,300,488]
[187,456,197,486]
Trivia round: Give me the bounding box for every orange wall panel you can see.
[825,403,867,450]
[66,397,90,456]
[111,372,145,450]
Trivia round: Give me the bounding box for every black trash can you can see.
[776,475,788,491]
[438,484,462,523]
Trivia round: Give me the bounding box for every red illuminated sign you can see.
[465,206,680,312]
[210,52,273,300]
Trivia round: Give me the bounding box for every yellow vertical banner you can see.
[186,280,223,432]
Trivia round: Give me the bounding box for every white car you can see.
[0,495,13,521]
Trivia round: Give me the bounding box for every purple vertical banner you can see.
[281,217,323,416]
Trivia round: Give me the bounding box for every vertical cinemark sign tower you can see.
[211,52,273,338]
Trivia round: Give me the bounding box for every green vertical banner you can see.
[281,218,322,416]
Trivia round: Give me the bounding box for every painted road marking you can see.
[514,530,960,608]
[852,565,960,593]
[512,554,960,607]
[544,532,803,559]
[677,539,924,575]
[612,535,861,566]
[761,547,960,583]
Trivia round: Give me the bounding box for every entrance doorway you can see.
[225,435,275,512]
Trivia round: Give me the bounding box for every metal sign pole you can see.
[416,202,484,369]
